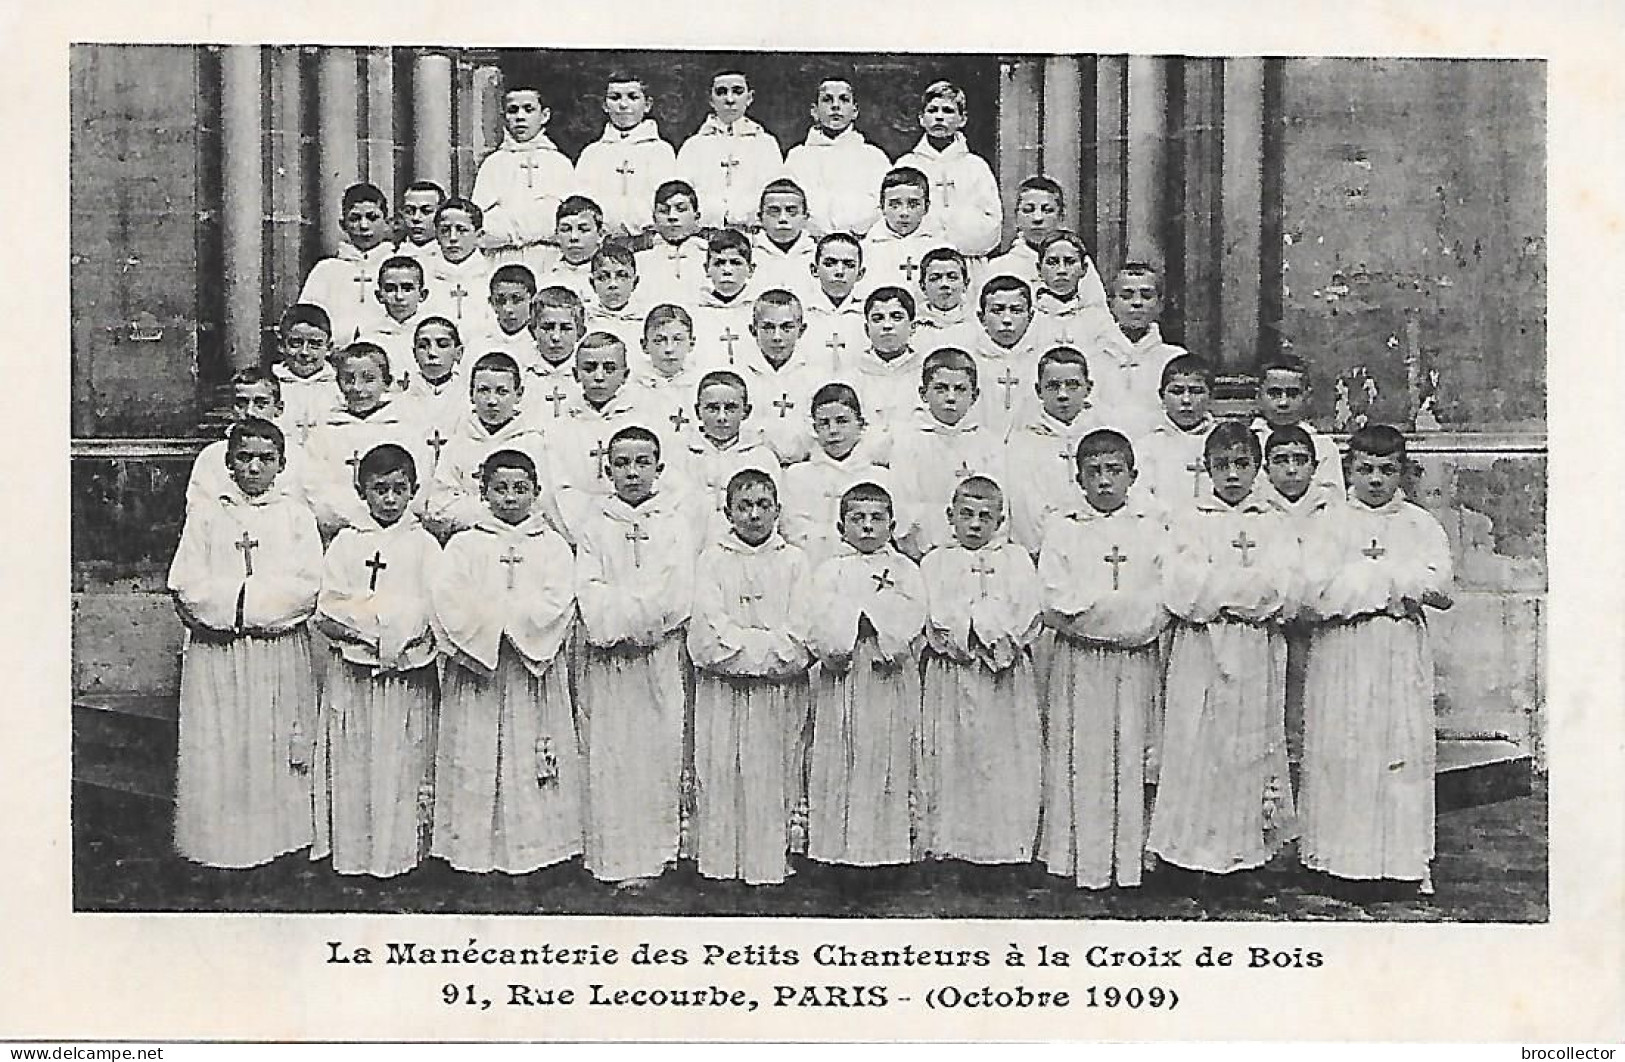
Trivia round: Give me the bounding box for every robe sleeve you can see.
[316,530,379,657]
[939,156,1003,256]
[803,559,863,658]
[375,533,440,668]
[574,526,686,648]
[1221,517,1295,623]
[921,553,973,659]
[301,428,370,536]
[167,505,242,632]
[506,533,577,674]
[687,550,810,677]
[969,546,1043,647]
[1160,523,1222,624]
[240,504,322,633]
[1302,511,1393,621]
[472,154,566,249]
[1039,519,1170,646]
[1389,507,1455,604]
[429,534,504,673]
[867,561,928,661]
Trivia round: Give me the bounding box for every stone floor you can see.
[73,780,1548,921]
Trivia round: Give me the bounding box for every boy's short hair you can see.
[490,264,537,294]
[470,352,523,387]
[880,166,930,204]
[230,366,283,402]
[413,316,461,343]
[436,197,484,230]
[358,442,418,487]
[402,179,447,202]
[653,179,699,211]
[810,382,863,420]
[591,240,638,273]
[1346,424,1409,461]
[1258,354,1310,384]
[532,285,586,329]
[753,288,803,316]
[481,447,538,486]
[1265,424,1315,456]
[1160,354,1214,392]
[502,84,546,105]
[864,285,916,320]
[1204,420,1262,464]
[1076,429,1136,471]
[643,303,693,337]
[759,177,808,208]
[378,256,425,285]
[342,182,387,213]
[952,474,1004,508]
[336,341,392,382]
[978,274,1034,314]
[226,416,286,460]
[839,480,893,519]
[603,71,648,93]
[815,231,864,263]
[1037,231,1086,260]
[725,467,779,508]
[1017,174,1066,208]
[920,246,969,282]
[921,79,967,114]
[921,347,978,390]
[1038,345,1091,381]
[706,227,753,264]
[576,331,628,360]
[557,195,604,228]
[698,369,750,402]
[608,425,662,463]
[1114,259,1165,296]
[279,302,333,338]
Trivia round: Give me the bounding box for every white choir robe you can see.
[624,366,704,472]
[635,235,708,308]
[734,342,841,465]
[778,440,894,570]
[1003,407,1107,554]
[918,540,1043,863]
[916,303,977,335]
[422,252,497,337]
[519,361,580,425]
[1088,323,1187,440]
[531,250,597,307]
[839,345,929,438]
[670,429,781,543]
[676,115,785,230]
[312,514,441,877]
[965,326,1046,442]
[1147,490,1299,873]
[859,223,943,302]
[690,290,759,375]
[1032,288,1118,351]
[393,239,441,265]
[471,132,576,266]
[545,392,646,535]
[1250,416,1346,509]
[573,120,678,238]
[397,368,472,450]
[1298,491,1452,883]
[298,242,396,349]
[1133,415,1217,521]
[1038,500,1170,887]
[585,301,654,378]
[186,438,307,517]
[896,134,1003,257]
[463,323,540,376]
[430,513,585,873]
[980,242,1109,311]
[750,233,820,306]
[686,532,814,883]
[803,545,927,865]
[425,411,563,542]
[1269,488,1342,767]
[784,127,891,238]
[800,294,867,375]
[274,362,343,447]
[574,491,700,881]
[302,401,432,539]
[352,308,431,388]
[167,485,322,868]
[888,410,1008,556]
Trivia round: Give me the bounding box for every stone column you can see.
[1041,56,1083,232]
[221,45,264,370]
[316,47,358,256]
[412,49,454,189]
[1221,57,1267,370]
[1126,56,1169,268]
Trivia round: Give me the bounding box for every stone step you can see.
[1436,736,1532,812]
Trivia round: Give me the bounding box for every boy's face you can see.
[532,307,583,366]
[726,482,780,546]
[400,190,442,245]
[811,401,864,459]
[341,198,388,250]
[1038,240,1085,296]
[1208,444,1261,505]
[471,368,521,427]
[1259,369,1310,426]
[654,194,700,243]
[575,343,629,405]
[751,302,805,364]
[920,96,966,139]
[811,80,858,135]
[1266,441,1316,502]
[696,382,749,443]
[337,355,388,414]
[280,322,332,377]
[436,209,480,263]
[1077,450,1136,514]
[558,212,604,265]
[603,80,651,131]
[1161,374,1211,430]
[980,289,1033,347]
[880,184,927,236]
[607,439,661,504]
[921,260,967,310]
[1110,271,1163,332]
[589,257,637,309]
[643,319,693,378]
[413,323,463,381]
[482,466,537,526]
[502,91,549,143]
[865,298,913,354]
[1036,362,1092,423]
[377,266,426,321]
[359,467,415,527]
[947,489,1002,551]
[489,281,533,334]
[812,243,864,299]
[759,191,809,246]
[231,382,283,423]
[921,367,976,425]
[839,497,894,554]
[709,74,754,125]
[705,248,753,298]
[1349,451,1405,508]
[227,437,284,497]
[1016,190,1064,246]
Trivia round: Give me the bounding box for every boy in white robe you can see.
[687,469,813,884]
[804,482,926,878]
[168,418,321,868]
[574,427,700,887]
[548,332,644,533]
[471,86,575,269]
[311,444,441,877]
[674,370,779,540]
[801,233,870,373]
[1133,355,1219,520]
[423,198,497,338]
[1091,261,1187,439]
[895,81,1002,257]
[841,285,928,436]
[966,276,1046,441]
[526,286,587,403]
[574,74,677,240]
[584,242,652,375]
[298,183,396,348]
[1004,347,1107,554]
[430,448,584,874]
[624,304,703,457]
[785,77,892,239]
[984,178,1108,310]
[861,167,944,300]
[915,247,978,337]
[636,180,709,307]
[393,180,445,263]
[676,70,784,231]
[272,303,343,446]
[187,368,307,515]
[1298,425,1453,895]
[919,476,1042,874]
[1147,422,1299,880]
[780,383,893,570]
[1031,232,1117,350]
[531,196,605,303]
[352,256,430,386]
[463,265,539,373]
[690,228,759,375]
[752,179,820,306]
[397,318,468,444]
[1250,354,1345,508]
[1038,430,1170,889]
[739,289,837,464]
